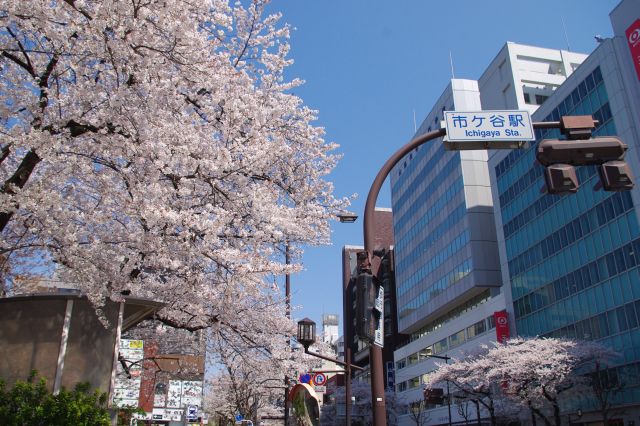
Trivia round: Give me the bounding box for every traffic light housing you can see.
[599,160,635,191]
[536,136,634,194]
[543,163,579,194]
[536,137,628,167]
[423,387,445,405]
[355,272,381,342]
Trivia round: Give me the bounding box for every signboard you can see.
[626,19,640,82]
[167,380,183,408]
[113,339,144,408]
[373,285,384,347]
[152,408,183,421]
[181,381,203,408]
[165,380,203,409]
[187,405,198,420]
[443,110,534,150]
[494,311,510,343]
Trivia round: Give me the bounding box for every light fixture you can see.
[297,318,316,350]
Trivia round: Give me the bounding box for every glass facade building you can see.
[489,33,640,409]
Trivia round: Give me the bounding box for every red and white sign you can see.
[312,373,327,386]
[494,311,510,344]
[626,19,640,82]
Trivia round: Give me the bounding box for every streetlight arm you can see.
[363,120,577,253]
[304,348,365,371]
[364,128,446,252]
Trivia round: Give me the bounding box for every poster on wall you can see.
[181,381,203,407]
[113,339,144,408]
[167,380,183,408]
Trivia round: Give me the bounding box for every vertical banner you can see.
[626,19,640,82]
[494,311,510,343]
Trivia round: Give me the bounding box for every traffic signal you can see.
[543,163,579,194]
[536,137,628,167]
[423,387,445,405]
[355,272,381,342]
[599,160,635,191]
[536,136,634,194]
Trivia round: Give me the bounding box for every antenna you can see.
[561,16,571,51]
[413,110,417,133]
[449,50,455,78]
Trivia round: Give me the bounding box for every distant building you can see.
[339,208,405,421]
[321,313,340,347]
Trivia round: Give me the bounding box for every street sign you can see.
[443,110,534,150]
[374,285,384,347]
[299,373,312,384]
[187,405,198,419]
[312,373,327,386]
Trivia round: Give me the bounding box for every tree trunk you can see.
[0,150,41,232]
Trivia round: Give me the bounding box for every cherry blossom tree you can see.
[426,347,511,426]
[427,338,620,426]
[0,0,348,339]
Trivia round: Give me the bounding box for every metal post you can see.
[284,243,291,426]
[446,358,452,426]
[363,128,446,426]
[345,347,352,425]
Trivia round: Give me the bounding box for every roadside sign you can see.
[312,373,327,386]
[443,110,534,150]
[299,373,312,384]
[374,285,384,347]
[187,405,198,419]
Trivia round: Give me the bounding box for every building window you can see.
[535,94,548,105]
[523,92,531,104]
[466,319,486,339]
[433,338,448,354]
[449,329,466,348]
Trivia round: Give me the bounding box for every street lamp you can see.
[295,318,364,426]
[337,211,358,223]
[423,354,452,426]
[297,318,316,351]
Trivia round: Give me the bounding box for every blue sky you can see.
[270,0,621,332]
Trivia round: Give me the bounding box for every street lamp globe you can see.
[297,318,316,350]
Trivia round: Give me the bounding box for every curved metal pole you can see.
[362,128,446,426]
[363,129,446,252]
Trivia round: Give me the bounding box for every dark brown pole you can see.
[363,128,446,426]
[284,243,291,426]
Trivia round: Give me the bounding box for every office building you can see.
[488,0,640,421]
[391,42,588,424]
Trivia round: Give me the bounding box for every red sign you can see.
[312,373,327,386]
[494,311,510,343]
[626,19,640,82]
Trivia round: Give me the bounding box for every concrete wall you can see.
[0,295,119,394]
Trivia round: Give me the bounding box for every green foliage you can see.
[0,371,111,426]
